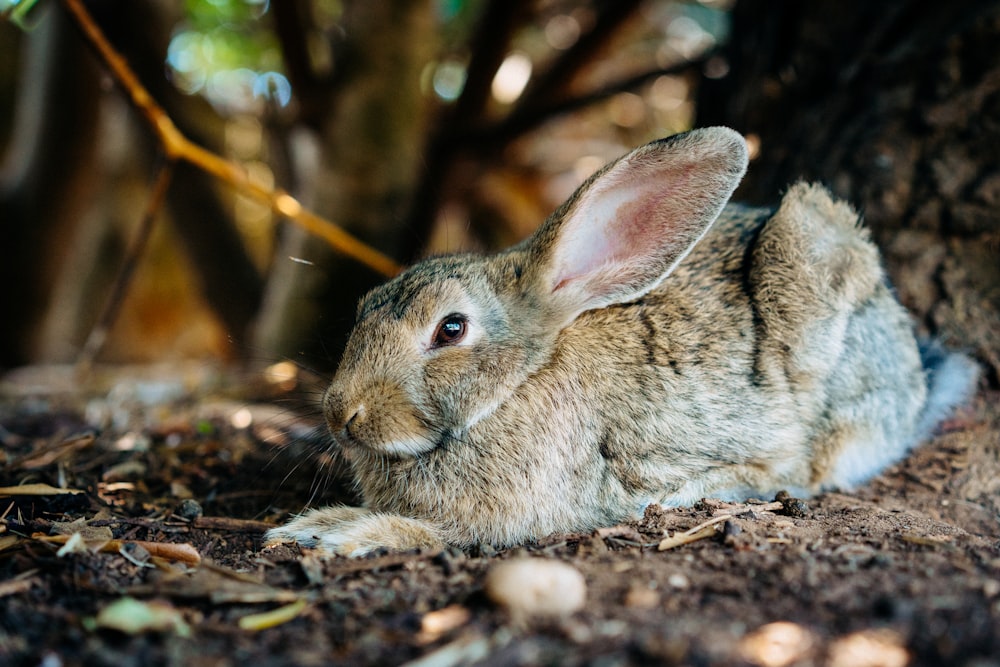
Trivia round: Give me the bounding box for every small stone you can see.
[485,558,586,618]
[775,490,809,517]
[176,498,203,520]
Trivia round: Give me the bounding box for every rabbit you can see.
[264,127,979,557]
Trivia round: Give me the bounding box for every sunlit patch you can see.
[252,71,292,107]
[492,52,532,104]
[416,604,471,644]
[113,433,149,452]
[745,133,762,161]
[231,407,253,429]
[433,59,467,101]
[274,193,303,218]
[608,92,647,128]
[544,14,581,50]
[738,622,816,667]
[97,482,136,506]
[828,630,909,667]
[650,75,689,111]
[264,361,299,391]
[573,155,605,182]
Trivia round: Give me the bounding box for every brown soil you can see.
[0,363,997,667]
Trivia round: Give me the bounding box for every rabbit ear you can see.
[530,127,748,326]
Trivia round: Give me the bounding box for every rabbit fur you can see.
[265,127,979,557]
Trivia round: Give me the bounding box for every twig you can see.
[33,533,202,564]
[7,431,97,470]
[76,159,175,370]
[403,0,530,256]
[0,483,85,497]
[657,518,724,551]
[238,598,308,631]
[470,57,710,148]
[399,633,493,667]
[59,0,400,278]
[709,500,783,517]
[403,2,708,246]
[0,575,40,599]
[192,516,273,533]
[516,0,646,111]
[657,500,784,551]
[270,548,443,577]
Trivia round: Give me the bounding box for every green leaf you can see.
[1,0,45,31]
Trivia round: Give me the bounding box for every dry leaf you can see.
[91,597,191,637]
[0,484,84,496]
[417,604,471,643]
[237,599,308,631]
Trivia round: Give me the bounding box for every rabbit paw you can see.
[265,506,445,557]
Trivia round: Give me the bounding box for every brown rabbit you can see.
[265,127,978,557]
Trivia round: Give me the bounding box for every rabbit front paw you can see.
[265,506,445,557]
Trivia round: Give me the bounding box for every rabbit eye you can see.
[432,314,468,348]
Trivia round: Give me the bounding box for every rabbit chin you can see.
[343,434,438,459]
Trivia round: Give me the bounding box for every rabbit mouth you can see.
[328,398,441,459]
[337,431,439,460]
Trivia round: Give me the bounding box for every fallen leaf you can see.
[0,534,23,553]
[91,597,191,637]
[33,533,201,564]
[238,599,308,631]
[11,432,95,469]
[51,518,114,541]
[595,525,646,543]
[900,533,955,547]
[417,604,471,643]
[128,564,298,604]
[399,634,493,667]
[0,484,84,496]
[56,532,94,557]
[0,574,39,598]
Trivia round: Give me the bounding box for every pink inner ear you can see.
[552,165,688,295]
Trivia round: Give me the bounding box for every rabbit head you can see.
[323,127,749,461]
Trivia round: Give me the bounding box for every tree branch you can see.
[59,0,400,278]
[471,55,711,148]
[76,158,176,372]
[271,0,327,129]
[402,0,531,258]
[515,0,646,111]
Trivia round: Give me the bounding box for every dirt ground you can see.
[0,362,997,667]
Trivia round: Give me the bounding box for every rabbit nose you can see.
[346,404,367,429]
[323,389,362,432]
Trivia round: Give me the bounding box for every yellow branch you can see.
[59,0,401,278]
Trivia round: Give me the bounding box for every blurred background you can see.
[0,0,997,386]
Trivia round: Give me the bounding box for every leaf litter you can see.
[0,365,997,666]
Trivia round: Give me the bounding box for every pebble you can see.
[176,498,203,520]
[484,558,587,618]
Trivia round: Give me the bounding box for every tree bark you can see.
[0,7,100,367]
[698,0,1000,385]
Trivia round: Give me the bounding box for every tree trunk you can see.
[251,0,435,368]
[0,8,100,366]
[699,0,1000,385]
